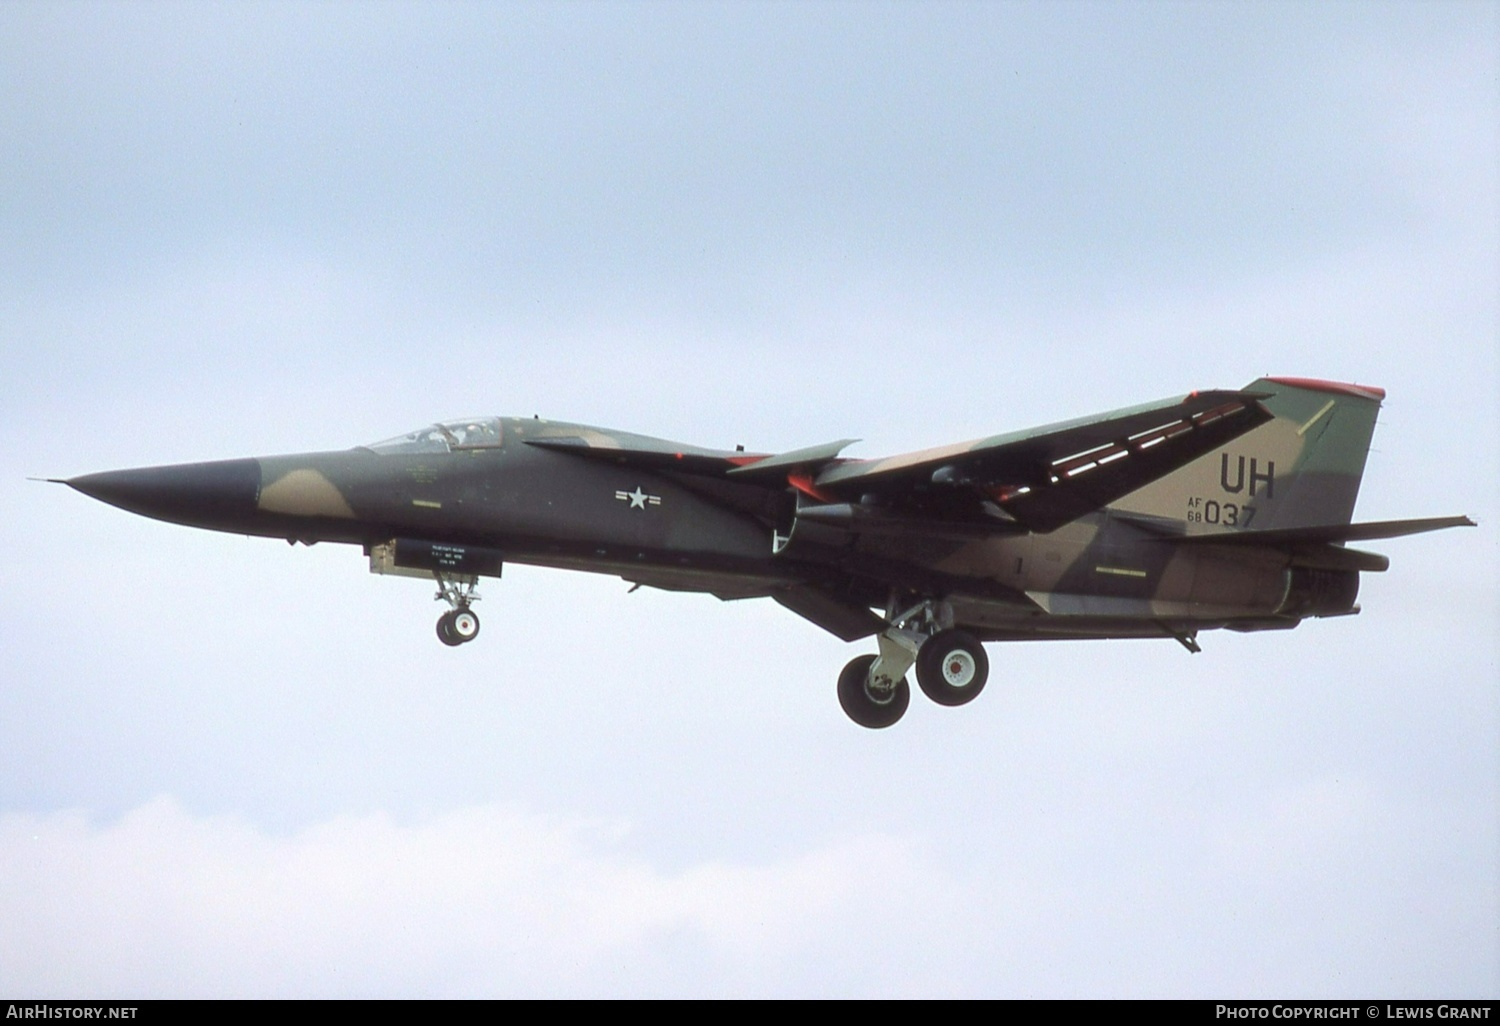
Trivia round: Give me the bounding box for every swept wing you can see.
[806,390,1272,533]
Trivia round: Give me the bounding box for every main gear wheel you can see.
[837,654,911,729]
[915,629,989,706]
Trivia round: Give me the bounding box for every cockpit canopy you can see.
[366,417,503,454]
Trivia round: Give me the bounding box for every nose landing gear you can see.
[434,571,481,647]
[437,607,481,646]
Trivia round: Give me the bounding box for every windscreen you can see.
[366,417,503,454]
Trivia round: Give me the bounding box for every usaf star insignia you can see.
[615,486,662,509]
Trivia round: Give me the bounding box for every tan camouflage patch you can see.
[258,468,357,519]
[1110,416,1307,532]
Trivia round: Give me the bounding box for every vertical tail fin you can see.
[1111,377,1384,531]
[1246,377,1383,529]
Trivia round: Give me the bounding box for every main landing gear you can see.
[434,570,481,647]
[838,654,910,729]
[915,629,989,707]
[837,599,990,729]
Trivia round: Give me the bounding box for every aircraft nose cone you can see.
[67,458,262,529]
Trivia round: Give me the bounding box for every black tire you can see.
[915,629,989,707]
[450,607,480,643]
[837,654,910,729]
[436,611,463,647]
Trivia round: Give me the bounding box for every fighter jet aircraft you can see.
[58,377,1473,728]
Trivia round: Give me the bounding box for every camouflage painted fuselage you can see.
[64,379,1470,648]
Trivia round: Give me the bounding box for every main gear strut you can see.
[836,595,990,727]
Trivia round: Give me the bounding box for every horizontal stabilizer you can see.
[1167,515,1476,547]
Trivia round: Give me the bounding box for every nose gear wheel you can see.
[433,571,481,646]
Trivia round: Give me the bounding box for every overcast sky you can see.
[1,0,1496,997]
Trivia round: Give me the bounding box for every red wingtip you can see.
[1264,377,1386,402]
